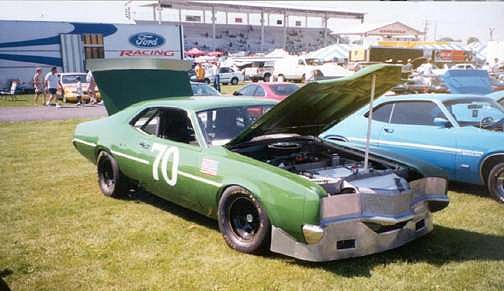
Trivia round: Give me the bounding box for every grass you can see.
[1,119,504,290]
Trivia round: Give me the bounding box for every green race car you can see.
[73,59,449,262]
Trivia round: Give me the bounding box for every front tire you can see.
[97,151,128,198]
[218,186,271,254]
[231,77,239,85]
[487,162,504,203]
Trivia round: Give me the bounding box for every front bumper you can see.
[270,177,449,262]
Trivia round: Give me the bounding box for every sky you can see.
[1,1,503,43]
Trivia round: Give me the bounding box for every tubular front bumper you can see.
[270,177,449,262]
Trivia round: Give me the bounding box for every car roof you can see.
[379,93,486,103]
[132,96,277,112]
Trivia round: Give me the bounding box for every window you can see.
[254,86,265,97]
[295,20,302,27]
[82,33,104,59]
[390,101,446,126]
[185,15,201,22]
[443,98,504,127]
[238,85,257,96]
[270,84,299,96]
[276,19,283,25]
[364,103,393,123]
[158,109,197,145]
[191,83,221,96]
[219,67,231,74]
[131,108,197,145]
[197,105,273,146]
[235,17,243,23]
[132,108,160,135]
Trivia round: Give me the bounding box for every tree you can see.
[467,37,480,45]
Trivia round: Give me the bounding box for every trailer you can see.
[0,20,184,89]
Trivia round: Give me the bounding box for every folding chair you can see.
[2,80,18,101]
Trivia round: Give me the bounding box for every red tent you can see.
[185,48,206,57]
[207,51,224,57]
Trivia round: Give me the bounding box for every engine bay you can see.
[230,136,411,195]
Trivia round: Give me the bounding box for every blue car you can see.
[487,90,504,107]
[321,93,504,202]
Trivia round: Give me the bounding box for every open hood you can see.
[442,69,492,95]
[227,64,401,146]
[87,58,192,115]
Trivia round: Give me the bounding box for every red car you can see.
[233,82,300,101]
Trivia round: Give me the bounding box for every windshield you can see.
[191,83,221,96]
[270,83,299,96]
[197,105,273,146]
[443,98,504,127]
[61,74,87,84]
[305,58,323,66]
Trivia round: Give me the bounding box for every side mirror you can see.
[233,91,241,96]
[433,117,451,128]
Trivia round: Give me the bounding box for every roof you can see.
[132,96,278,111]
[151,1,364,20]
[381,93,488,103]
[331,21,423,36]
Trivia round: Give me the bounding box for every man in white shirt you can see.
[44,67,63,107]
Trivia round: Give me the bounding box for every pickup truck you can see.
[273,56,350,82]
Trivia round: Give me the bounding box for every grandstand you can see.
[133,1,364,54]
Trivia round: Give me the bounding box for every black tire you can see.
[217,186,271,254]
[487,162,504,203]
[231,77,239,85]
[263,74,271,82]
[97,151,128,198]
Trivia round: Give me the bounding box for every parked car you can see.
[322,93,504,202]
[75,60,448,261]
[244,60,275,82]
[232,82,299,100]
[190,67,243,85]
[391,75,449,95]
[58,72,101,102]
[273,56,350,82]
[487,90,504,106]
[190,82,221,96]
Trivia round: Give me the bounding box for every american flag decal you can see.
[200,158,219,176]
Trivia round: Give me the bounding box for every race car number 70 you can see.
[151,143,179,186]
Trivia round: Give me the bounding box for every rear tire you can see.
[487,162,504,203]
[97,151,128,198]
[218,186,271,254]
[231,77,239,85]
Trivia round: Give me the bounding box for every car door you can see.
[378,100,458,180]
[219,67,231,83]
[119,107,208,211]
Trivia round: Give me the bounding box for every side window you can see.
[254,86,265,97]
[364,103,393,122]
[390,101,446,126]
[158,109,198,145]
[219,67,230,74]
[131,108,160,135]
[240,85,257,96]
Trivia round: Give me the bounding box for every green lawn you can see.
[1,119,503,290]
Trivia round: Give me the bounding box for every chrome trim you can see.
[302,224,325,244]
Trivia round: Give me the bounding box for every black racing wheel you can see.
[487,162,504,203]
[218,186,271,254]
[97,151,128,198]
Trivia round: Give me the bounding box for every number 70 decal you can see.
[151,143,180,186]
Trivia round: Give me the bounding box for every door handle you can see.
[139,142,150,149]
[384,128,394,133]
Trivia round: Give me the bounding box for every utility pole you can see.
[423,19,429,41]
[489,28,495,41]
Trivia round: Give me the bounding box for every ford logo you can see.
[129,32,165,48]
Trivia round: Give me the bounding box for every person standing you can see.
[491,58,501,75]
[86,70,97,104]
[195,63,206,83]
[75,76,83,106]
[45,67,63,108]
[32,67,45,105]
[212,62,221,92]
